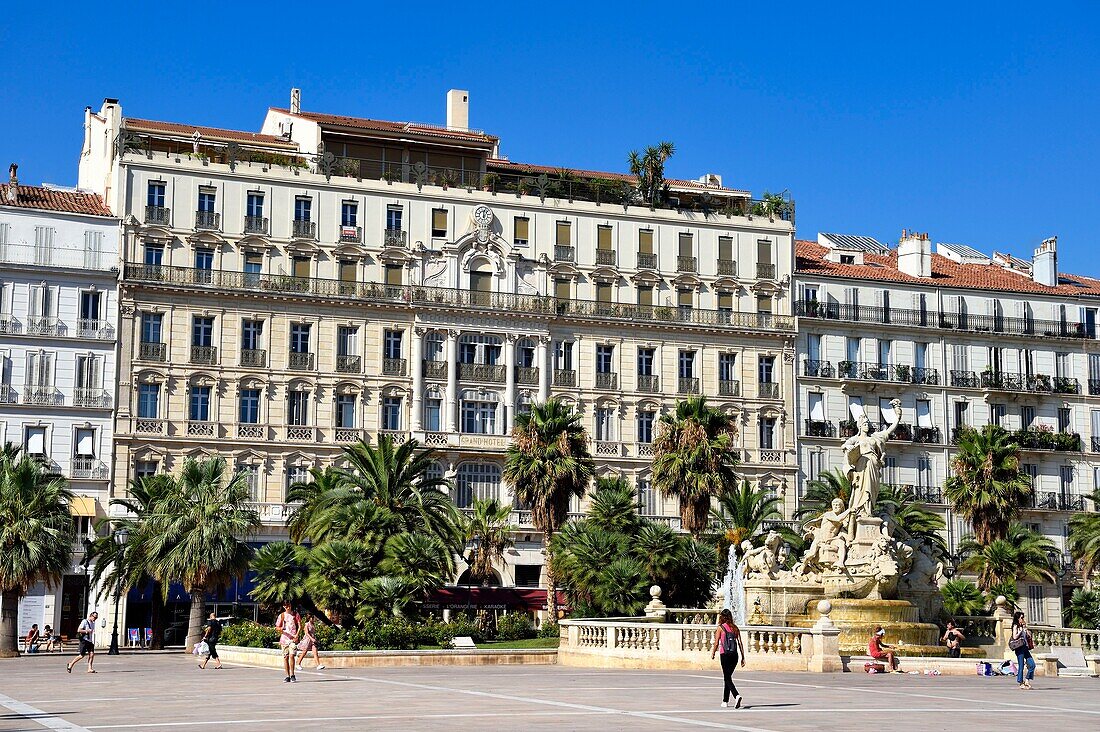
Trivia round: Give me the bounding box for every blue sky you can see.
[2,2,1098,272]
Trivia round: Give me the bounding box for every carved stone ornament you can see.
[472,205,494,246]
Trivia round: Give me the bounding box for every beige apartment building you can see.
[77,90,797,598]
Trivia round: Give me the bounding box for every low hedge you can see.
[219,617,457,650]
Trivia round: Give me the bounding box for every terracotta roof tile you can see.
[0,184,114,217]
[795,240,1100,299]
[125,118,294,147]
[487,159,750,195]
[272,108,499,144]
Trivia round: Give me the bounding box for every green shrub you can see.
[496,612,535,641]
[444,613,488,644]
[219,621,280,648]
[537,621,560,639]
[312,622,340,650]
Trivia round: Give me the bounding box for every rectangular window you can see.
[287,390,310,426]
[246,192,264,218]
[431,209,448,238]
[339,259,356,283]
[141,313,162,344]
[555,341,574,370]
[337,326,357,357]
[677,289,693,308]
[244,252,262,276]
[718,292,734,311]
[917,399,932,428]
[242,319,263,350]
[880,397,898,425]
[292,255,310,279]
[718,235,733,261]
[758,355,776,384]
[424,398,442,432]
[678,232,693,257]
[74,427,96,459]
[1060,465,1074,494]
[918,456,933,488]
[637,411,655,443]
[596,345,614,374]
[678,350,696,379]
[239,389,260,424]
[386,206,403,231]
[596,283,612,304]
[637,285,653,307]
[287,466,310,491]
[197,188,216,213]
[385,264,403,286]
[554,278,571,300]
[341,201,358,227]
[719,353,737,382]
[757,238,773,264]
[294,197,312,222]
[382,396,402,430]
[1058,407,1072,433]
[189,386,211,421]
[462,400,498,435]
[555,221,571,246]
[137,384,159,418]
[808,392,825,421]
[384,330,403,360]
[597,225,613,250]
[144,243,163,266]
[759,418,776,449]
[595,407,614,442]
[336,394,356,429]
[990,403,1005,427]
[290,323,311,354]
[191,316,214,347]
[637,348,655,376]
[1021,405,1035,428]
[515,565,541,588]
[756,294,772,314]
[1027,585,1045,624]
[638,229,654,254]
[147,181,165,208]
[954,401,969,430]
[24,426,47,457]
[513,216,529,246]
[849,396,865,420]
[878,339,892,368]
[194,247,214,270]
[135,460,158,479]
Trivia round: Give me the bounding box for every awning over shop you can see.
[426,586,567,612]
[69,496,97,517]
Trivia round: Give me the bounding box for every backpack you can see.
[721,624,738,654]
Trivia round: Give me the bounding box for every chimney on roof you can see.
[290,88,301,115]
[1033,236,1058,287]
[6,163,17,203]
[447,89,469,131]
[897,229,932,278]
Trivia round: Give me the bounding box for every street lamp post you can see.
[107,527,130,656]
[78,538,93,621]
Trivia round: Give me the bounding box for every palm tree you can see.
[504,399,595,618]
[249,542,309,607]
[959,523,1056,591]
[378,532,454,597]
[946,425,1032,543]
[940,579,986,617]
[303,539,379,625]
[286,466,348,544]
[652,397,738,537]
[1069,489,1100,579]
[145,458,260,651]
[0,449,75,657]
[710,479,781,551]
[1064,588,1100,630]
[462,498,517,585]
[86,474,176,649]
[586,476,642,535]
[794,469,851,521]
[627,141,675,205]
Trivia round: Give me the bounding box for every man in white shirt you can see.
[66,611,98,674]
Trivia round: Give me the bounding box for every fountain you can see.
[739,401,946,654]
[719,543,748,626]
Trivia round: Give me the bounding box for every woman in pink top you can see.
[710,609,746,708]
[275,602,301,683]
[295,613,325,671]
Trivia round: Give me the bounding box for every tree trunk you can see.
[148,584,165,650]
[543,537,557,621]
[0,589,21,658]
[185,586,205,653]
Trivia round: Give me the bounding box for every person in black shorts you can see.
[66,611,98,674]
[198,612,222,669]
[941,621,965,658]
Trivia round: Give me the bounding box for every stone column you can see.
[808,600,843,672]
[411,327,424,432]
[537,335,551,403]
[446,330,459,432]
[504,334,517,433]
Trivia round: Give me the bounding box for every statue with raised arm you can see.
[841,398,902,538]
[797,498,854,574]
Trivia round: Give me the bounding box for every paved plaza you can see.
[1,653,1098,732]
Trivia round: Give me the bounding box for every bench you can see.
[452,636,476,649]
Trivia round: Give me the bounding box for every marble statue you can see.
[840,399,902,539]
[797,498,854,574]
[742,531,783,579]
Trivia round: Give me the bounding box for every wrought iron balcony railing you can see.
[138,341,166,362]
[70,458,109,480]
[912,485,945,504]
[554,369,577,387]
[240,348,266,367]
[554,245,575,262]
[804,419,835,437]
[719,379,741,396]
[914,426,941,444]
[803,359,834,378]
[515,366,539,385]
[194,211,220,231]
[637,252,657,269]
[422,360,448,379]
[190,345,217,365]
[796,300,1096,342]
[26,317,66,337]
[717,259,737,276]
[145,205,170,225]
[73,389,112,409]
[382,358,407,376]
[678,377,700,394]
[384,229,408,248]
[950,370,981,388]
[340,225,362,243]
[122,264,796,332]
[677,255,697,273]
[76,319,115,340]
[758,381,780,399]
[596,250,617,266]
[637,374,659,392]
[336,355,361,373]
[244,215,269,234]
[595,372,618,389]
[288,352,315,370]
[756,262,777,279]
[458,363,506,383]
[292,219,317,239]
[23,386,64,406]
[1035,492,1087,511]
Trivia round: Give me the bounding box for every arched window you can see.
[424,331,445,362]
[423,386,444,432]
[461,389,500,434]
[458,333,503,365]
[455,462,502,508]
[516,392,533,417]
